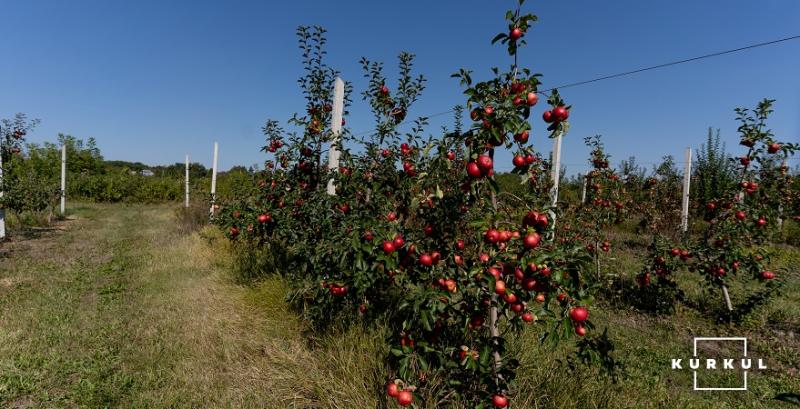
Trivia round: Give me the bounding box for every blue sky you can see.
[1,0,798,174]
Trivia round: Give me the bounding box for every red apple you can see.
[492,394,509,408]
[526,92,538,106]
[570,306,589,322]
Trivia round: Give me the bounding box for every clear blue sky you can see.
[1,0,798,173]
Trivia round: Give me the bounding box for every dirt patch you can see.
[8,396,34,409]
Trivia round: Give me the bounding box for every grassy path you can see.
[0,204,383,408]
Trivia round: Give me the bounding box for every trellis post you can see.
[60,144,67,215]
[681,147,692,233]
[210,142,218,218]
[185,155,190,208]
[326,77,345,196]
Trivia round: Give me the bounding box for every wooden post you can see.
[580,171,588,204]
[326,77,344,196]
[60,144,67,215]
[0,151,4,240]
[681,147,692,233]
[209,142,218,218]
[185,155,190,208]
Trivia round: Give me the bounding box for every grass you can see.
[0,203,798,408]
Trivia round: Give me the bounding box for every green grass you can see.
[0,203,798,408]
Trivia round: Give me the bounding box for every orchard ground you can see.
[0,203,797,408]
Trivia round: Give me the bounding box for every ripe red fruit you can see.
[454,254,464,265]
[466,162,482,178]
[756,218,766,227]
[444,279,457,293]
[447,150,456,160]
[542,110,553,123]
[536,213,549,228]
[387,212,398,222]
[403,162,415,176]
[767,143,781,154]
[706,202,716,211]
[380,84,389,95]
[760,271,775,280]
[552,106,569,121]
[257,214,269,223]
[575,325,587,337]
[514,130,529,143]
[484,105,494,115]
[526,92,538,106]
[735,211,746,221]
[521,312,534,322]
[397,390,413,406]
[387,383,400,398]
[740,156,750,166]
[570,306,589,322]
[424,225,434,236]
[381,148,391,158]
[502,293,518,304]
[477,155,493,172]
[382,241,396,253]
[513,96,523,106]
[509,27,523,40]
[419,253,434,266]
[525,154,535,164]
[485,228,501,244]
[494,280,506,295]
[363,231,374,241]
[670,248,680,256]
[393,235,405,248]
[492,394,509,408]
[523,232,542,249]
[522,277,536,291]
[229,227,239,236]
[512,155,526,167]
[456,239,466,250]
